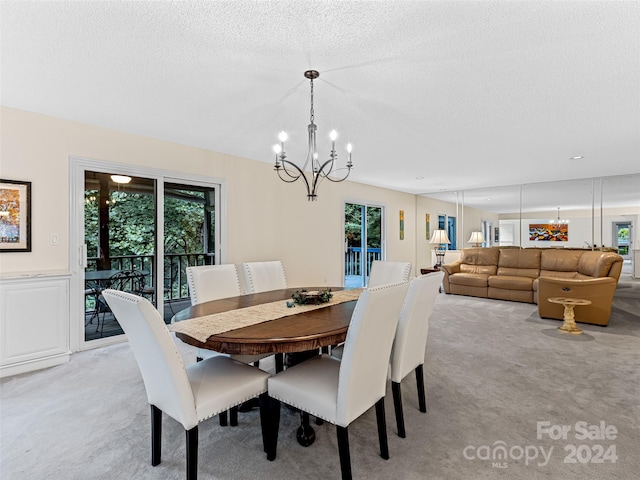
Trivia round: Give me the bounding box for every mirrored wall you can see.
[421,173,640,259]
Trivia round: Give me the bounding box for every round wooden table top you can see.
[547,297,592,307]
[172,287,357,356]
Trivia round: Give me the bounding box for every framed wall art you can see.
[0,179,32,252]
[529,223,568,242]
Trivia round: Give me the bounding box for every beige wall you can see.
[0,107,419,285]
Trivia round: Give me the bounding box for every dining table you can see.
[171,286,362,446]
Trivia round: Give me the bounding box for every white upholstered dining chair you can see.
[242,260,288,293]
[367,261,411,287]
[389,271,443,438]
[266,281,410,480]
[185,264,267,364]
[101,289,273,480]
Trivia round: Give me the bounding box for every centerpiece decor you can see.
[289,288,333,307]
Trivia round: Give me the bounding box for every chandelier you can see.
[273,70,353,201]
[550,207,569,224]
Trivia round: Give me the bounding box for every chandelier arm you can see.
[316,158,351,182]
[275,167,302,183]
[322,167,352,183]
[277,159,313,196]
[279,159,303,181]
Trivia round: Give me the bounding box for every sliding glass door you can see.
[78,164,221,345]
[344,202,384,287]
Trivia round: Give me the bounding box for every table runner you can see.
[170,288,363,343]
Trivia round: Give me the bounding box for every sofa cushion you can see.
[540,249,582,272]
[578,251,619,278]
[488,275,534,291]
[499,248,541,269]
[449,273,490,288]
[458,248,499,275]
[539,270,578,279]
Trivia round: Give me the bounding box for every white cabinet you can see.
[0,272,71,377]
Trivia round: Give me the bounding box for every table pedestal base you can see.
[548,297,591,336]
[296,413,316,446]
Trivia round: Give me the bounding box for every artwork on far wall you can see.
[529,223,568,242]
[425,213,430,240]
[399,210,405,240]
[0,179,32,252]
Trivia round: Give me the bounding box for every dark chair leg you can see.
[375,398,389,460]
[219,410,228,426]
[259,394,280,461]
[229,406,238,426]
[415,364,427,413]
[275,353,284,373]
[336,425,352,480]
[391,381,406,438]
[186,426,198,480]
[151,405,162,466]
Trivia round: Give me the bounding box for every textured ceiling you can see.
[2,1,639,211]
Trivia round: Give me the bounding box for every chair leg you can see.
[415,364,427,413]
[259,394,280,461]
[375,398,389,460]
[186,426,198,480]
[229,406,238,426]
[336,425,352,480]
[391,381,406,438]
[219,410,228,426]
[275,353,284,373]
[151,405,162,466]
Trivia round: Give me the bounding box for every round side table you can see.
[547,297,592,335]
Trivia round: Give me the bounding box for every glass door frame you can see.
[612,221,632,260]
[69,157,226,352]
[343,200,386,287]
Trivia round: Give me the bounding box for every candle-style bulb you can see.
[278,131,288,143]
[347,143,353,153]
[329,130,337,141]
[273,144,282,154]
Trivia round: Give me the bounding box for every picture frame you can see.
[528,223,568,242]
[399,210,405,240]
[425,213,430,240]
[0,179,32,252]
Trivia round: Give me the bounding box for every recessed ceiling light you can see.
[570,155,584,160]
[415,176,424,180]
[486,198,491,201]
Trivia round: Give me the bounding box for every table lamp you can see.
[429,229,451,268]
[468,231,485,248]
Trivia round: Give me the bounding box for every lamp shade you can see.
[468,231,485,245]
[430,229,451,244]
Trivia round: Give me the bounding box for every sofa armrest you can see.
[441,261,461,275]
[440,261,461,293]
[538,276,618,326]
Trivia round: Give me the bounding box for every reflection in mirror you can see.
[421,173,639,253]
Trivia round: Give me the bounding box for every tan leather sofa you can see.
[441,247,623,326]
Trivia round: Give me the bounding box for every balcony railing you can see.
[88,248,381,307]
[344,247,382,276]
[86,253,215,301]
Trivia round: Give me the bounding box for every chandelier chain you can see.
[309,79,315,124]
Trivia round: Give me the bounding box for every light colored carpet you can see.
[2,277,639,480]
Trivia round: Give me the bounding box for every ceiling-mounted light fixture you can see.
[550,207,569,224]
[110,175,132,184]
[272,70,353,201]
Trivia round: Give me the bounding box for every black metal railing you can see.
[86,253,215,302]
